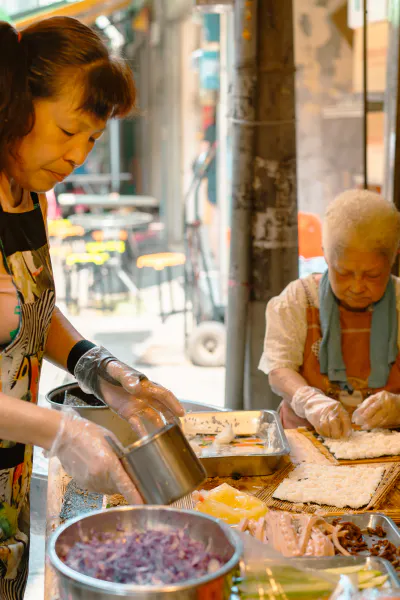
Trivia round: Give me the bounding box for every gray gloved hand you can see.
[74,346,184,434]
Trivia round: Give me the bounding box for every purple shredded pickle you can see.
[63,527,223,585]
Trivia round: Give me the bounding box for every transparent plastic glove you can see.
[50,412,142,504]
[352,390,400,429]
[74,346,184,433]
[291,386,352,439]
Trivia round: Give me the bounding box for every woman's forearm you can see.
[0,393,62,450]
[268,368,309,404]
[45,306,85,371]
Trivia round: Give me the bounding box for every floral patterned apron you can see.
[280,275,400,429]
[0,192,55,598]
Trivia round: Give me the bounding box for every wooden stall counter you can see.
[44,429,400,599]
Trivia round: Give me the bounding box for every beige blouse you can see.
[258,274,400,376]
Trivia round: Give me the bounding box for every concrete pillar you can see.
[245,0,298,410]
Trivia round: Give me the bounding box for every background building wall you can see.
[294,0,361,217]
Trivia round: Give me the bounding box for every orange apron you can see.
[280,276,400,429]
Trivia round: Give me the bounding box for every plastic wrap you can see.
[352,592,400,600]
[74,346,147,400]
[231,532,358,599]
[74,345,182,436]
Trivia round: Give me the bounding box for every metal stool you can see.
[136,252,186,321]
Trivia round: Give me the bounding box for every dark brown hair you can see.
[0,16,136,171]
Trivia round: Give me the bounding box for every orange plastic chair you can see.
[136,252,186,321]
[136,252,186,270]
[298,212,323,259]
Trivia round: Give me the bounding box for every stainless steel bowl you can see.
[48,506,243,600]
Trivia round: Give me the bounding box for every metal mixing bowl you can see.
[48,506,243,600]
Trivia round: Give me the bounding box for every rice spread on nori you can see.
[63,527,223,585]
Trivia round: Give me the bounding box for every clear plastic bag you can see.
[231,532,357,599]
[351,591,400,599]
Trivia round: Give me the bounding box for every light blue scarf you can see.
[319,270,398,390]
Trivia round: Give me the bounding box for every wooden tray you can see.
[255,461,400,517]
[298,427,400,465]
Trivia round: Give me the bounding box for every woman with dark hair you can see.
[0,17,183,597]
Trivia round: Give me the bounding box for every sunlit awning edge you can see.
[15,0,132,29]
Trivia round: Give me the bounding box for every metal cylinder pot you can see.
[118,423,206,505]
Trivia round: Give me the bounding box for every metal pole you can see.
[109,120,121,193]
[363,0,368,189]
[224,0,258,410]
[217,11,229,308]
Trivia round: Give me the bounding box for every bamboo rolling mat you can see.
[103,469,287,511]
[104,494,196,510]
[298,427,400,465]
[255,461,400,517]
[104,461,400,520]
[102,430,400,523]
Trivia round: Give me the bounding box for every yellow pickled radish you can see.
[194,483,268,524]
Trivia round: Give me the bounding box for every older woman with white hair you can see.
[259,189,400,439]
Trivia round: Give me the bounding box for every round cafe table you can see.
[65,212,154,309]
[68,211,153,231]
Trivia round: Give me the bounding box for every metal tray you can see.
[181,410,290,478]
[325,513,400,550]
[291,556,400,589]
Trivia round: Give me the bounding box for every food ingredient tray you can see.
[291,556,400,588]
[325,513,400,551]
[181,410,290,477]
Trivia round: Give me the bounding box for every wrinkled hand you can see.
[50,412,142,504]
[291,386,352,439]
[74,346,184,433]
[352,391,400,429]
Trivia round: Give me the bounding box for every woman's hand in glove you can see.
[50,412,142,504]
[74,347,184,433]
[104,359,183,418]
[291,386,352,439]
[352,391,400,429]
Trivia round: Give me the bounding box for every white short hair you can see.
[322,189,400,264]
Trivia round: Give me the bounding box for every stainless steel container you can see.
[291,556,400,588]
[46,382,227,446]
[48,506,243,600]
[183,409,291,477]
[325,513,400,548]
[109,423,207,505]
